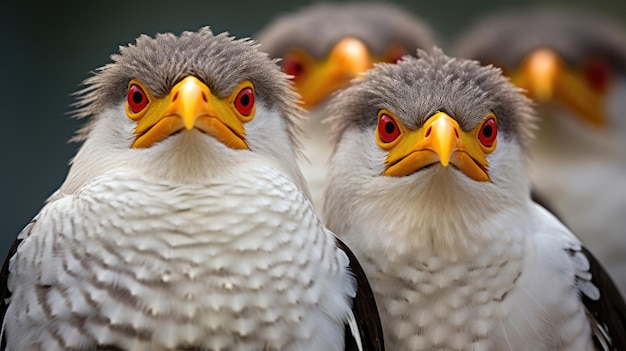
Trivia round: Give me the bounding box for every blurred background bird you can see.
[0,27,384,350]
[452,8,626,296]
[255,2,436,211]
[323,47,625,350]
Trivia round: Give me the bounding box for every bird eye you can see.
[584,59,611,93]
[378,114,401,143]
[127,84,149,113]
[234,87,255,116]
[283,56,305,78]
[478,118,497,147]
[388,54,405,64]
[384,47,408,64]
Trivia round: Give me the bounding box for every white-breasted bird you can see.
[0,27,383,351]
[323,48,626,350]
[451,8,626,296]
[255,2,435,212]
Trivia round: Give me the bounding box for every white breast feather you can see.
[4,165,355,351]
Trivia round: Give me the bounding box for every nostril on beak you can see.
[172,92,179,102]
[425,126,432,138]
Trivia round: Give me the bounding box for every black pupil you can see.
[240,93,250,106]
[482,125,493,138]
[132,91,143,104]
[385,121,395,134]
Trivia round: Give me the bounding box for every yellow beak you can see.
[511,48,607,127]
[384,112,491,182]
[131,76,248,149]
[296,37,373,109]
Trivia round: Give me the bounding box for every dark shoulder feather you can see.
[336,237,384,351]
[0,236,26,350]
[1,218,40,350]
[581,247,626,350]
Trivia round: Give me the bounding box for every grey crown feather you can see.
[255,2,436,60]
[327,47,537,149]
[69,27,305,149]
[452,7,626,70]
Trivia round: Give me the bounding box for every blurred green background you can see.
[1,0,624,258]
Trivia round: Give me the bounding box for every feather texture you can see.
[4,166,355,350]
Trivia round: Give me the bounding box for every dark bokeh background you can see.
[1,0,624,258]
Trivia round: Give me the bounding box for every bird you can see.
[0,27,384,351]
[255,2,436,212]
[451,8,626,296]
[322,47,626,350]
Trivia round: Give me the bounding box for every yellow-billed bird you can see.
[324,48,626,350]
[0,27,384,351]
[255,2,435,211]
[451,8,626,296]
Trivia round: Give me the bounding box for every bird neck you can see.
[62,128,263,197]
[409,171,530,260]
[328,168,533,263]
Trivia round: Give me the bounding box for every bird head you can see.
[62,27,307,192]
[255,3,435,110]
[323,48,536,254]
[452,9,626,130]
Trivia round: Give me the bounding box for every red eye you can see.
[585,59,611,92]
[478,118,497,147]
[283,56,305,78]
[283,59,304,78]
[234,87,254,116]
[386,50,408,64]
[378,114,401,143]
[127,84,149,113]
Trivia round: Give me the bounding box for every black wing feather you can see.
[0,237,23,351]
[0,218,38,350]
[336,237,385,351]
[581,247,626,350]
